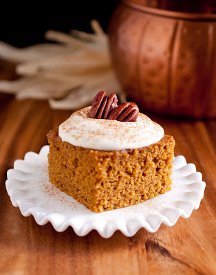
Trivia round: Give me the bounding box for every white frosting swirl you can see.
[58,107,164,151]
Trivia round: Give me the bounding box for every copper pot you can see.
[109,0,216,118]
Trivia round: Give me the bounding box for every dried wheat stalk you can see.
[0,20,124,109]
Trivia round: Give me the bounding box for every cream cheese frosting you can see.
[58,106,164,151]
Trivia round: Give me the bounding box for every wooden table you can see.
[0,64,216,275]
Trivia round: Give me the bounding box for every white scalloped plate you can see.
[6,146,205,238]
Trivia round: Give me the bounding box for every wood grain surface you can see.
[0,63,216,275]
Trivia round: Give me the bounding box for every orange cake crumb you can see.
[47,128,175,212]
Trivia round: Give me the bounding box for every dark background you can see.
[1,0,216,47]
[0,0,120,47]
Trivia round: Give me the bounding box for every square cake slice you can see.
[47,91,175,212]
[48,129,175,212]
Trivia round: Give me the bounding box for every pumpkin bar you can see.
[47,91,175,212]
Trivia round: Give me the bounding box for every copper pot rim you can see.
[123,0,216,21]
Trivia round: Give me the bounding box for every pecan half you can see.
[89,91,118,119]
[89,91,106,118]
[103,92,118,118]
[108,102,139,122]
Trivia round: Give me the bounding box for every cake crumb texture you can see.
[47,129,175,212]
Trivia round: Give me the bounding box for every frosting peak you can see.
[58,107,164,151]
